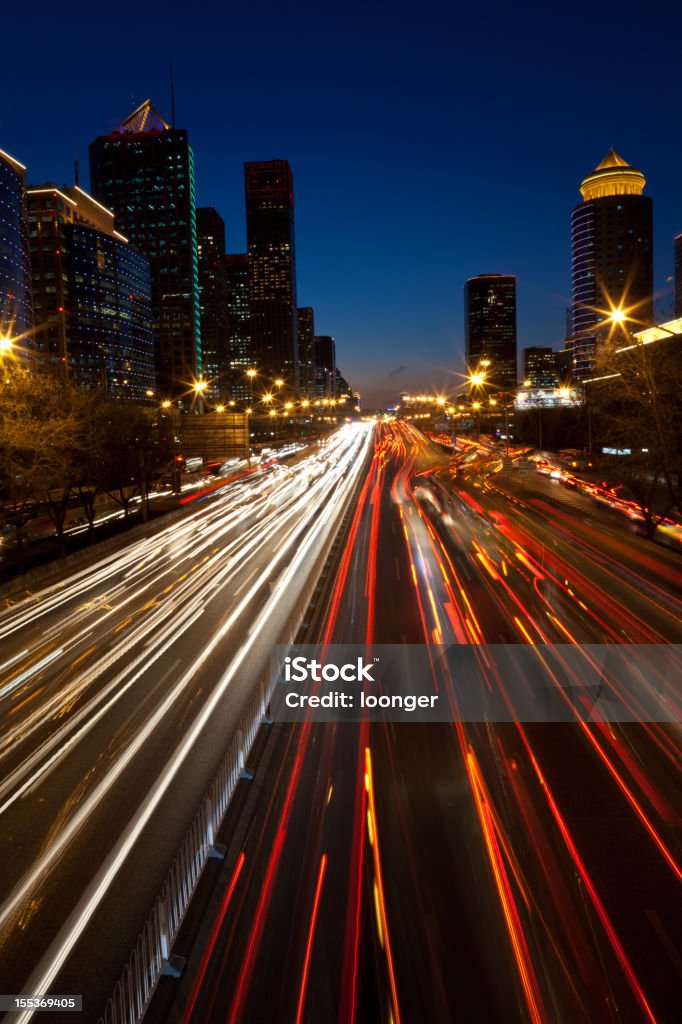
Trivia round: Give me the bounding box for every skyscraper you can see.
[244,160,298,388]
[0,149,33,343]
[89,100,202,397]
[674,234,682,319]
[523,347,559,389]
[27,183,154,399]
[224,254,251,400]
[464,274,517,391]
[314,334,336,397]
[297,307,315,397]
[196,207,230,397]
[571,149,653,380]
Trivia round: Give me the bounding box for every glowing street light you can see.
[161,399,172,409]
[216,403,225,413]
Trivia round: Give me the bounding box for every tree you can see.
[0,366,84,566]
[592,332,682,536]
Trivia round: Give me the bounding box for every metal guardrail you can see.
[98,535,334,1023]
[100,686,267,1024]
[98,438,370,1024]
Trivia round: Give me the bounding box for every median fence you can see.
[99,684,268,1024]
[98,501,349,1024]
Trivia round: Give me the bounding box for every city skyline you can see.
[1,3,681,405]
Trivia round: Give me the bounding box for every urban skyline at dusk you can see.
[2,1,681,404]
[1,4,681,1022]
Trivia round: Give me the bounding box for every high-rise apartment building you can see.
[464,274,517,391]
[26,183,154,399]
[224,254,251,400]
[571,149,653,380]
[196,207,230,397]
[0,149,33,343]
[244,160,298,387]
[523,347,559,389]
[89,100,202,397]
[297,306,315,397]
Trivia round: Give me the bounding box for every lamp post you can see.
[245,406,252,465]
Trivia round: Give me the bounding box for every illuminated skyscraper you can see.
[224,254,251,400]
[297,306,315,397]
[314,334,336,397]
[26,183,154,399]
[0,149,33,342]
[464,274,517,391]
[196,207,230,397]
[571,149,653,379]
[89,100,202,397]
[523,347,558,389]
[244,160,298,387]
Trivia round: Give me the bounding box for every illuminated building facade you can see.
[314,334,336,397]
[27,184,154,399]
[675,234,682,319]
[224,253,251,400]
[523,347,559,389]
[196,207,230,397]
[464,274,517,391]
[89,101,202,397]
[297,306,315,397]
[245,160,298,387]
[571,149,653,380]
[0,149,33,341]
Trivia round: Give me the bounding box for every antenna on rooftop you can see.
[170,62,176,128]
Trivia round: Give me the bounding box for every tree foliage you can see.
[592,333,682,535]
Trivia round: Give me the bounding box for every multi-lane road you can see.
[1,419,680,1023]
[157,420,681,1024]
[0,425,374,1021]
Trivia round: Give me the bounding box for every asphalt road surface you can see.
[154,421,680,1024]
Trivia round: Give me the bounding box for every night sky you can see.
[3,1,681,405]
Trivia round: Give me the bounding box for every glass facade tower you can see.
[89,101,202,398]
[27,184,154,399]
[464,274,517,392]
[244,160,298,388]
[571,149,653,380]
[0,149,33,343]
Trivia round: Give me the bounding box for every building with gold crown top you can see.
[570,149,653,379]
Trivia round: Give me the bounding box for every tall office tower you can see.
[26,184,154,399]
[196,207,230,397]
[297,306,315,396]
[224,254,251,400]
[464,274,517,391]
[0,149,33,342]
[523,347,559,389]
[314,334,336,397]
[571,149,653,380]
[89,101,202,397]
[244,160,298,388]
[675,234,682,318]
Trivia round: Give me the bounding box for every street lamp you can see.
[192,378,208,414]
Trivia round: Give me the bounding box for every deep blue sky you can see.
[3,1,681,405]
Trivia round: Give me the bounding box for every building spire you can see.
[170,62,176,128]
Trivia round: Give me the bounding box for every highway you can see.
[0,423,374,1021]
[159,419,681,1024]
